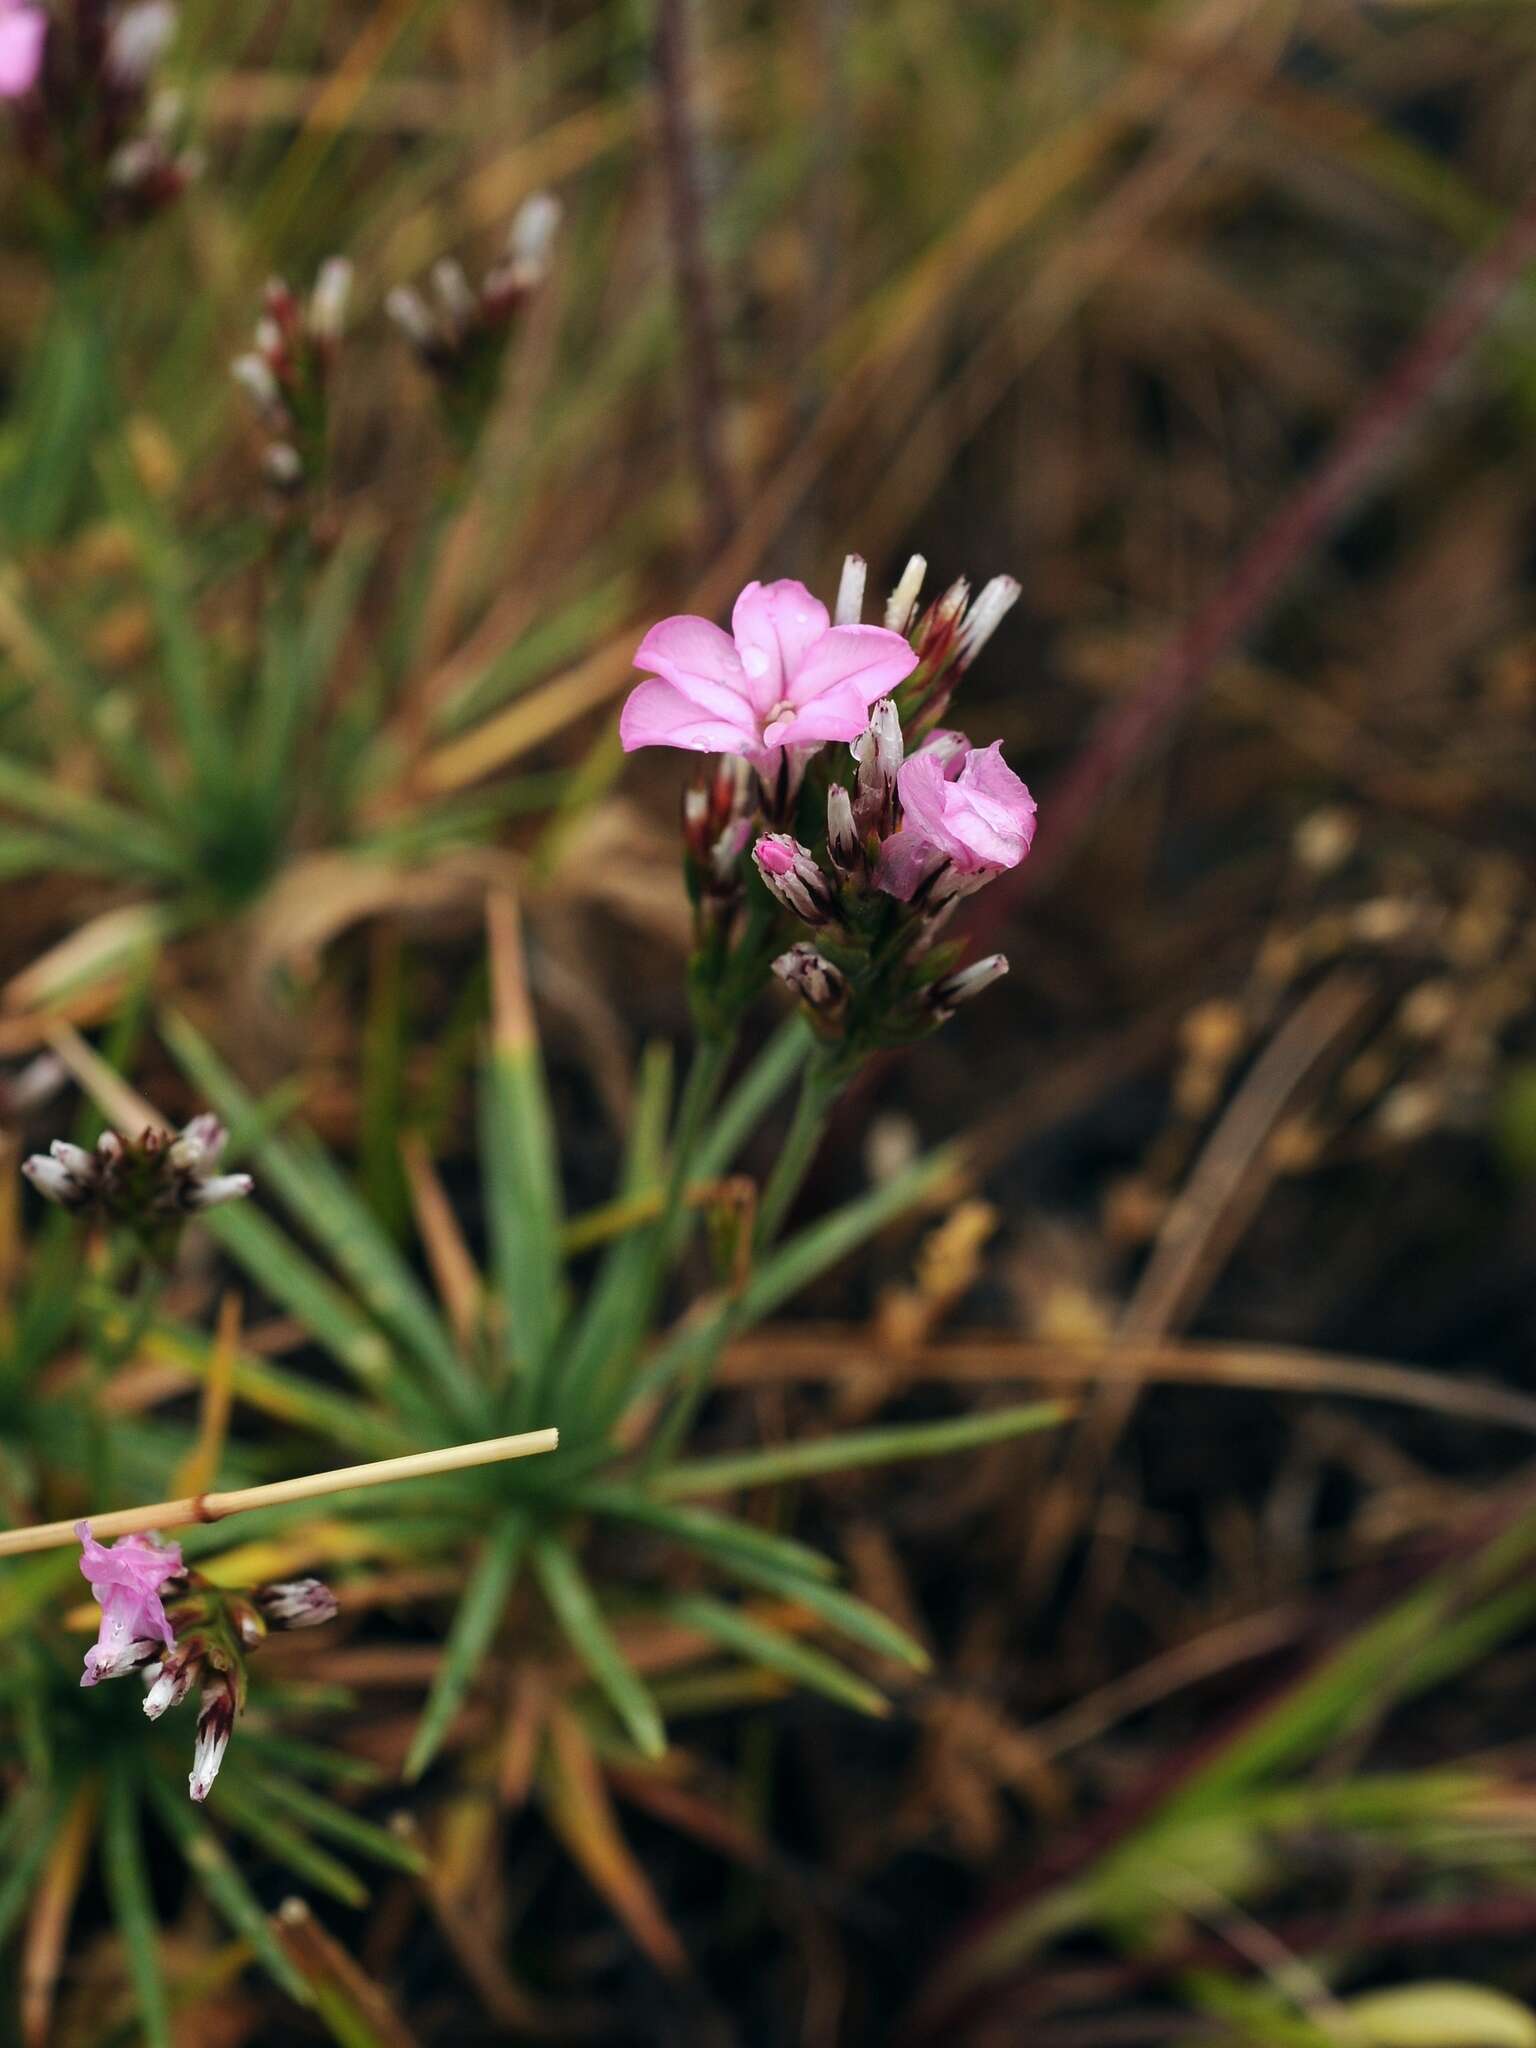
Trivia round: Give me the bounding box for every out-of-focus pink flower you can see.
[76,1522,184,1687]
[0,1,45,98]
[876,740,1036,902]
[620,579,918,773]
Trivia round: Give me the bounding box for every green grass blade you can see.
[657,1401,1067,1497]
[533,1533,666,1760]
[404,1511,527,1783]
[213,1776,370,1908]
[668,1593,889,1718]
[251,1775,427,1877]
[164,1011,482,1432]
[692,1016,814,1181]
[483,893,569,1406]
[641,1145,960,1401]
[104,1770,172,2048]
[146,1770,312,2006]
[0,1785,62,1947]
[710,1549,930,1670]
[575,1483,837,1581]
[556,1041,673,1430]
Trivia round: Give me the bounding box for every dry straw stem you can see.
[0,1430,559,1558]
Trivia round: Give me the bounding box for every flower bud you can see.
[142,1641,199,1720]
[255,1578,340,1630]
[189,1673,237,1802]
[307,256,354,344]
[773,945,848,1020]
[826,784,859,872]
[884,554,927,635]
[853,698,904,837]
[183,1173,255,1211]
[753,835,836,926]
[956,576,1021,667]
[834,553,867,627]
[931,953,1009,1017]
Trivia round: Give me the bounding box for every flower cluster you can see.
[388,193,561,452]
[22,1112,253,1250]
[231,261,353,498]
[77,1523,337,1801]
[622,556,1033,1052]
[4,2,195,233]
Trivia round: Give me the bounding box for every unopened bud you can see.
[774,944,848,1019]
[431,257,478,334]
[834,553,867,627]
[931,953,1009,1016]
[509,193,561,273]
[956,576,1020,665]
[884,555,927,635]
[142,1643,198,1721]
[107,1,176,87]
[826,784,859,871]
[913,728,970,775]
[386,284,437,352]
[22,1154,89,1207]
[183,1173,255,1211]
[255,1578,339,1630]
[754,835,836,925]
[307,256,353,343]
[262,443,304,492]
[231,352,280,416]
[853,698,904,835]
[189,1681,235,1802]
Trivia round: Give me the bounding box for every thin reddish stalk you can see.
[1014,181,1536,900]
[654,0,736,550]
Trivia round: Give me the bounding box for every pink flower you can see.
[76,1521,184,1687]
[876,739,1037,902]
[0,0,45,98]
[620,579,918,772]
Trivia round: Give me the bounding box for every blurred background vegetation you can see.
[8,0,1536,2042]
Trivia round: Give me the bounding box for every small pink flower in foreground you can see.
[76,1522,184,1687]
[0,0,45,98]
[620,579,918,772]
[876,739,1037,902]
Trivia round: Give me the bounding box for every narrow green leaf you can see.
[556,1041,673,1429]
[669,1593,889,1718]
[404,1512,526,1782]
[164,1011,481,1432]
[0,1785,62,1947]
[104,1771,172,2048]
[712,1550,930,1669]
[575,1483,837,1581]
[250,1774,427,1876]
[0,752,183,877]
[641,1145,960,1401]
[692,1016,814,1182]
[150,1319,413,1460]
[482,1044,568,1400]
[146,1771,312,2005]
[657,1401,1067,1497]
[533,1534,666,1760]
[214,1777,370,1908]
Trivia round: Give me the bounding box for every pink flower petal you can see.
[633,614,747,724]
[619,677,757,755]
[731,580,830,715]
[873,832,944,902]
[785,623,918,711]
[0,6,44,97]
[764,680,871,750]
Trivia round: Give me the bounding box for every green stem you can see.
[753,1052,845,1251]
[644,1049,847,1473]
[658,1030,734,1259]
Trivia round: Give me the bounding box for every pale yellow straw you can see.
[0,1429,560,1557]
